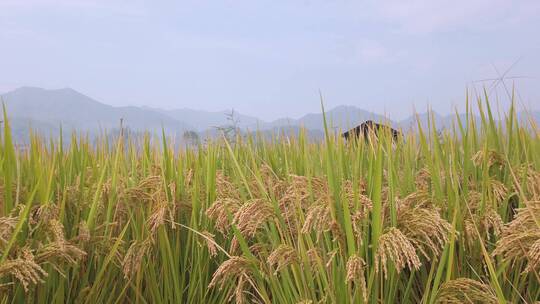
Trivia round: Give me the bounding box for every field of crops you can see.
[1,99,539,303]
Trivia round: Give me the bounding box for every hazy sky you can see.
[1,0,539,120]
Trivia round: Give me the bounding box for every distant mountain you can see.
[398,110,540,134]
[247,126,325,142]
[1,87,192,139]
[146,107,263,132]
[150,105,388,133]
[397,112,470,132]
[264,105,390,132]
[7,117,60,140]
[1,87,537,143]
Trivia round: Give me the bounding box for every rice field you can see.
[1,98,539,303]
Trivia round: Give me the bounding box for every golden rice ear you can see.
[184,169,194,188]
[233,275,247,304]
[342,180,373,235]
[267,244,297,275]
[493,201,540,273]
[122,239,152,280]
[33,220,86,273]
[278,174,331,232]
[399,190,434,211]
[466,191,482,210]
[76,221,91,243]
[483,208,504,239]
[524,239,540,273]
[518,164,540,199]
[463,189,504,245]
[208,256,257,304]
[232,199,274,238]
[229,236,240,256]
[471,149,504,169]
[206,198,241,235]
[215,171,241,200]
[305,248,323,269]
[28,204,59,231]
[248,243,270,259]
[397,206,452,260]
[146,201,174,236]
[489,179,508,206]
[350,210,370,246]
[200,231,218,258]
[248,163,283,200]
[415,168,431,191]
[0,248,48,293]
[47,219,66,244]
[301,203,332,237]
[375,227,421,279]
[345,255,367,302]
[325,249,339,269]
[341,179,369,204]
[0,215,18,247]
[434,278,497,304]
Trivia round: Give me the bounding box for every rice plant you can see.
[0,96,539,303]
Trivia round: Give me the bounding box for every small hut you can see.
[342,120,400,141]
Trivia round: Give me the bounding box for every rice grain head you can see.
[489,179,508,206]
[301,203,332,236]
[76,221,91,243]
[471,150,504,169]
[415,168,431,191]
[525,239,540,273]
[397,206,452,260]
[325,249,339,270]
[122,239,152,280]
[249,243,270,259]
[0,248,48,292]
[306,248,322,268]
[209,256,251,290]
[345,254,367,302]
[518,164,540,199]
[267,244,298,274]
[206,198,242,234]
[215,171,241,200]
[201,230,219,258]
[375,227,421,279]
[35,220,87,272]
[493,201,540,273]
[399,190,434,210]
[146,201,175,236]
[463,191,504,248]
[28,204,59,230]
[0,215,17,246]
[434,278,497,304]
[233,275,247,304]
[232,199,274,238]
[279,175,330,230]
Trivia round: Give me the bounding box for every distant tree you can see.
[436,128,445,141]
[215,109,241,144]
[183,130,200,146]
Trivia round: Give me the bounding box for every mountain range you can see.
[1,87,538,142]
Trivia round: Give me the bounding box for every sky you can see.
[1,0,539,120]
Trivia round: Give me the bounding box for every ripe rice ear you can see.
[434,278,497,304]
[375,227,421,279]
